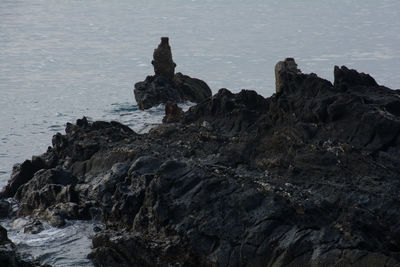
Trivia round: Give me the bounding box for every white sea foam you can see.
[2,218,97,267]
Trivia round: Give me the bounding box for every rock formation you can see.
[162,101,184,123]
[275,57,302,93]
[134,38,212,109]
[151,37,176,79]
[2,60,400,266]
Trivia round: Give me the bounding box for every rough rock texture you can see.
[151,37,176,79]
[134,72,212,110]
[162,101,184,123]
[134,38,212,110]
[275,57,302,93]
[2,62,400,266]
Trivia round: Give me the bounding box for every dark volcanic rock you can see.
[183,88,270,136]
[134,75,179,110]
[0,200,11,218]
[2,60,400,266]
[15,167,78,216]
[134,38,212,110]
[0,150,57,199]
[162,101,184,123]
[334,65,378,89]
[275,57,302,93]
[151,37,176,79]
[1,160,44,199]
[173,72,213,104]
[134,72,212,110]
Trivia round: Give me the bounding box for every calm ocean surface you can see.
[1,0,400,265]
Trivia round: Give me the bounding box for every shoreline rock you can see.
[151,36,176,79]
[134,72,212,110]
[134,37,212,109]
[2,60,400,266]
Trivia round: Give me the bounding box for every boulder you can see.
[0,200,10,218]
[23,220,44,234]
[134,73,212,110]
[162,101,183,123]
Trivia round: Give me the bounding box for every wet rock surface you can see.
[2,61,400,266]
[134,72,212,110]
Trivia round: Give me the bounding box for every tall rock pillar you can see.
[151,37,176,79]
[275,58,301,93]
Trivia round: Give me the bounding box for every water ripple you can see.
[2,218,96,267]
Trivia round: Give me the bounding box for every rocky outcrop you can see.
[334,65,378,89]
[2,61,400,266]
[151,37,176,79]
[275,57,302,93]
[0,156,53,199]
[134,38,212,109]
[134,73,212,110]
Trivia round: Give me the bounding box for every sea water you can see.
[1,0,399,266]
[2,217,98,267]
